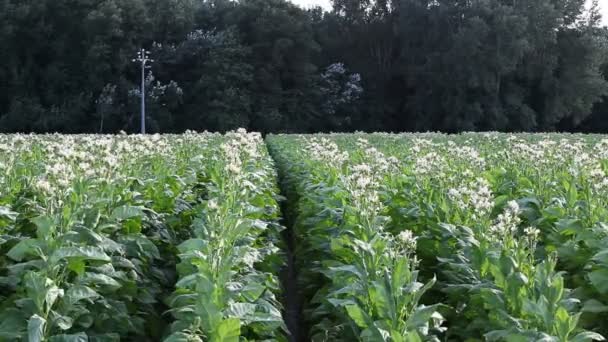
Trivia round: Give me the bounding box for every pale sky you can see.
[289,0,608,25]
[598,0,608,24]
[289,0,330,10]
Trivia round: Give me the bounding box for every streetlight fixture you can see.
[132,48,154,134]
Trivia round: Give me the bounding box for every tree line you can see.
[1,0,607,133]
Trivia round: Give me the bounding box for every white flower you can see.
[397,230,417,251]
[489,200,521,238]
[524,226,540,238]
[35,178,52,194]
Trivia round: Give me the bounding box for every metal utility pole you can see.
[132,48,154,134]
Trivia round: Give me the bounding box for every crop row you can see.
[0,131,285,341]
[267,133,608,341]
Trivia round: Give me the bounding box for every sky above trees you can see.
[290,0,330,10]
[290,0,608,24]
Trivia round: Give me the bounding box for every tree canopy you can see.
[0,0,607,133]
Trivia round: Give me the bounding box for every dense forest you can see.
[0,0,607,133]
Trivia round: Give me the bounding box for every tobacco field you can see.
[2,131,608,341]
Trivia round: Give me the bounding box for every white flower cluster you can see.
[588,163,608,192]
[221,129,263,177]
[593,139,608,160]
[511,142,545,162]
[356,138,400,174]
[447,145,486,170]
[343,163,383,217]
[304,138,349,165]
[396,229,417,253]
[413,152,447,176]
[489,200,521,239]
[409,138,435,155]
[0,132,215,206]
[447,177,494,220]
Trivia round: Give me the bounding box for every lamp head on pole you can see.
[133,48,153,66]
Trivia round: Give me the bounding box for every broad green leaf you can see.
[24,272,49,312]
[405,305,439,330]
[110,205,144,221]
[48,333,87,342]
[88,333,120,342]
[589,269,608,294]
[50,312,73,331]
[45,286,64,309]
[505,334,530,342]
[582,299,608,313]
[571,331,606,342]
[163,332,192,342]
[0,308,26,339]
[65,285,99,305]
[555,307,573,339]
[404,331,422,342]
[240,283,265,302]
[67,259,86,276]
[79,272,121,288]
[27,314,46,342]
[555,219,583,236]
[345,304,369,328]
[51,246,111,263]
[32,216,55,239]
[7,239,40,262]
[175,273,199,288]
[391,330,406,342]
[226,302,256,319]
[592,250,608,266]
[0,206,18,227]
[212,318,240,342]
[177,238,207,253]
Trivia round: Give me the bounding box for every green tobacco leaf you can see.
[226,302,256,320]
[240,283,265,302]
[27,314,46,342]
[79,272,121,288]
[67,259,86,276]
[177,238,207,253]
[582,299,608,313]
[51,246,111,263]
[0,206,18,227]
[175,273,199,288]
[48,333,88,342]
[345,304,370,328]
[110,205,144,221]
[163,332,191,342]
[88,333,120,342]
[7,239,40,261]
[555,219,583,236]
[50,311,74,331]
[45,286,64,309]
[403,331,422,342]
[213,318,240,342]
[370,280,394,321]
[0,308,26,339]
[592,250,608,266]
[571,331,606,342]
[66,285,100,305]
[555,307,573,339]
[505,334,529,342]
[32,215,55,239]
[589,269,608,294]
[405,305,439,330]
[24,272,49,312]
